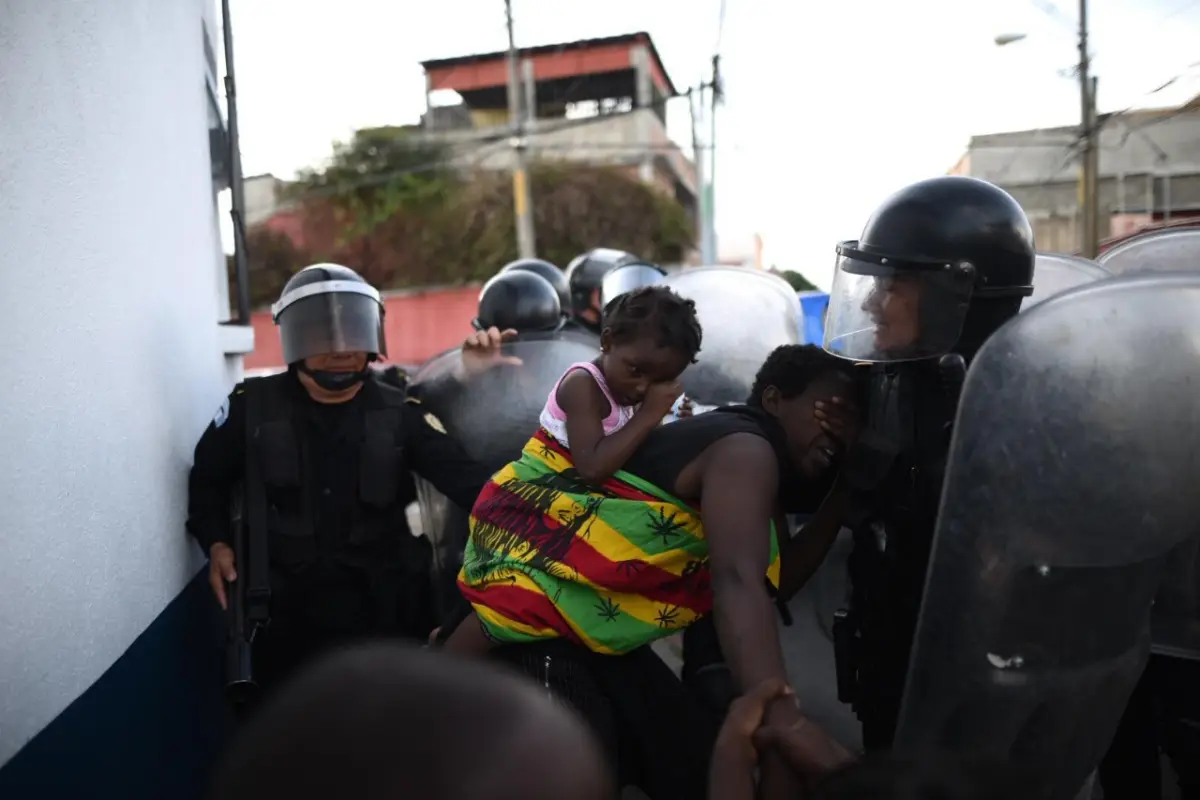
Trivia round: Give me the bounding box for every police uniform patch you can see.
[423,412,446,434]
[213,397,230,428]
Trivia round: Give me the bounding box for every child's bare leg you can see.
[443,611,494,657]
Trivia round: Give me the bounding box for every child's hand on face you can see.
[643,380,684,417]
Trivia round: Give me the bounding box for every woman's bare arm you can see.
[702,433,804,799]
[776,479,852,602]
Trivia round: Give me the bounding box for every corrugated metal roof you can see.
[420,32,679,96]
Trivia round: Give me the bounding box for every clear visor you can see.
[277,292,387,364]
[822,254,973,362]
[601,264,667,307]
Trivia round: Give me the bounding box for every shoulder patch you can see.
[213,396,231,428]
[423,412,447,434]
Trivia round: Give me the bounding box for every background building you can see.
[950,94,1200,252]
[0,1,249,796]
[418,32,698,221]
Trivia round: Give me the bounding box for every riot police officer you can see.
[562,248,645,334]
[475,269,566,334]
[187,263,497,706]
[499,258,571,314]
[821,176,1036,749]
[600,260,668,308]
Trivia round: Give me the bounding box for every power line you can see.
[990,59,1200,191]
[714,0,728,55]
[289,87,705,199]
[1155,0,1200,25]
[280,138,716,203]
[1029,0,1077,32]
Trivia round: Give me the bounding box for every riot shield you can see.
[408,333,601,618]
[1153,535,1200,661]
[1097,228,1200,662]
[664,267,803,405]
[1024,253,1112,310]
[895,273,1200,799]
[1097,224,1200,275]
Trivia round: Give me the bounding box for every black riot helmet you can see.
[600,261,668,307]
[272,263,386,390]
[564,248,641,323]
[475,270,564,334]
[499,258,570,311]
[823,176,1035,363]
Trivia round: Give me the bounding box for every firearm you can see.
[224,495,258,705]
[224,383,273,706]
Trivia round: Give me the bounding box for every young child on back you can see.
[442,285,704,656]
[539,285,703,482]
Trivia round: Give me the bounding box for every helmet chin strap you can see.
[295,361,371,392]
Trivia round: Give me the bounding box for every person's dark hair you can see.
[210,644,607,800]
[602,286,703,363]
[748,344,861,408]
[812,752,1037,800]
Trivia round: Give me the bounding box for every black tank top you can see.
[623,406,789,498]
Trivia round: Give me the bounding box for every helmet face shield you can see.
[600,264,667,308]
[275,287,386,365]
[823,242,975,363]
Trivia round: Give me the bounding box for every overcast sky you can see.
[223,0,1200,288]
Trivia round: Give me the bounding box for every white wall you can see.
[0,0,251,763]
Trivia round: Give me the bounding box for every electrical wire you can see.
[987,57,1200,188]
[714,0,728,56]
[288,85,705,200]
[1155,0,1199,25]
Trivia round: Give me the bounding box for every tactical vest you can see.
[846,364,955,730]
[244,373,419,574]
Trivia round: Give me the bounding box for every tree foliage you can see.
[236,127,698,305]
[227,226,314,310]
[287,125,456,243]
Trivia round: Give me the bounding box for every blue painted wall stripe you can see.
[0,571,234,800]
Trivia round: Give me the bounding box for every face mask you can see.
[297,362,370,392]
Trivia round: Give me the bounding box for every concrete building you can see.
[418,33,698,219]
[950,95,1200,253]
[0,1,251,796]
[243,172,293,227]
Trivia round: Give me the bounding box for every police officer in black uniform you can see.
[562,248,645,335]
[474,268,566,335]
[821,176,1036,750]
[188,263,496,705]
[499,257,571,315]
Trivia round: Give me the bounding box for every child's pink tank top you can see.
[539,361,637,449]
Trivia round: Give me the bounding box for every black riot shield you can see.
[1025,253,1112,311]
[664,267,803,405]
[894,274,1200,799]
[1097,224,1200,275]
[407,333,601,619]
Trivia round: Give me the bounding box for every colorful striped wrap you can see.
[458,428,781,655]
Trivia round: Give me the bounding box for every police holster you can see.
[830,607,860,704]
[224,383,273,707]
[829,429,900,708]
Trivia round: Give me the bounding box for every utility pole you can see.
[221,0,250,325]
[689,88,706,258]
[1077,0,1099,258]
[504,0,536,259]
[700,55,721,266]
